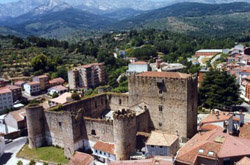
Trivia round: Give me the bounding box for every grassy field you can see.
[17,144,69,164]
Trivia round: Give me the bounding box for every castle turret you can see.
[113,109,136,160]
[26,105,46,148]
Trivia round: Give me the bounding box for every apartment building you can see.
[68,63,106,90]
[0,88,13,112]
[24,81,41,96]
[4,85,22,102]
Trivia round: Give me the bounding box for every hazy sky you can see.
[0,0,166,4]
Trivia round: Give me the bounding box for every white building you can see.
[127,61,149,74]
[24,81,40,96]
[146,131,179,157]
[48,85,68,96]
[0,136,4,157]
[92,141,116,163]
[0,88,13,112]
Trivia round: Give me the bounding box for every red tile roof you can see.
[131,61,148,65]
[109,156,173,165]
[5,85,21,90]
[236,156,250,165]
[199,124,221,131]
[93,141,115,155]
[49,77,65,85]
[201,111,232,124]
[9,109,26,122]
[14,81,25,86]
[239,123,250,140]
[68,152,94,165]
[36,75,48,78]
[80,63,104,68]
[137,72,191,79]
[27,81,40,85]
[49,85,67,91]
[176,128,250,164]
[0,88,11,94]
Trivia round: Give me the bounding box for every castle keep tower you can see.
[113,109,137,160]
[26,105,46,148]
[129,72,198,139]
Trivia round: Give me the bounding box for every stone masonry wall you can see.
[128,74,197,138]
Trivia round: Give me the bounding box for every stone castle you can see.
[26,72,198,160]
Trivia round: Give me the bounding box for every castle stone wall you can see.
[26,106,46,148]
[107,93,129,111]
[84,117,114,143]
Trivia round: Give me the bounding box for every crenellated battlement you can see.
[113,109,136,119]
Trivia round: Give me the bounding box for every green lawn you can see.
[17,144,69,164]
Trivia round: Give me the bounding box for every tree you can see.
[52,92,59,98]
[17,160,23,165]
[29,160,36,165]
[71,93,80,100]
[199,70,242,109]
[31,54,49,71]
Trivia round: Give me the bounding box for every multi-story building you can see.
[4,85,22,102]
[127,61,149,74]
[0,136,5,157]
[0,88,13,112]
[68,63,106,90]
[33,75,49,91]
[24,81,41,96]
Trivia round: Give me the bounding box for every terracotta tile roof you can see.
[93,141,115,155]
[68,152,94,165]
[239,123,250,140]
[146,131,178,147]
[14,81,25,85]
[5,85,21,90]
[201,111,232,124]
[0,88,12,94]
[137,72,191,79]
[27,81,40,85]
[109,156,173,165]
[36,75,48,78]
[9,109,26,122]
[49,85,67,91]
[80,63,104,68]
[199,124,221,131]
[236,156,250,165]
[50,92,72,104]
[176,128,250,164]
[49,77,65,84]
[131,61,148,65]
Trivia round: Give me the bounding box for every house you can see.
[68,151,94,165]
[24,81,40,96]
[49,77,65,87]
[108,156,174,165]
[48,92,72,107]
[68,63,106,90]
[48,85,68,96]
[146,131,179,157]
[199,111,244,135]
[14,81,26,89]
[33,75,49,91]
[3,85,22,102]
[195,49,224,57]
[0,136,4,157]
[4,109,26,131]
[127,61,149,74]
[176,128,250,165]
[92,141,116,163]
[0,88,13,112]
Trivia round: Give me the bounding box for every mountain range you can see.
[0,1,250,40]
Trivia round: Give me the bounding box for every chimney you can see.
[156,59,161,69]
[216,111,220,119]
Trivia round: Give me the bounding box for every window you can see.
[119,99,122,105]
[151,145,154,148]
[95,101,97,108]
[58,122,62,127]
[91,130,96,135]
[159,123,162,127]
[159,105,163,112]
[159,146,163,148]
[104,152,106,156]
[198,149,204,154]
[159,90,162,94]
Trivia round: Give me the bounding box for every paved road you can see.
[0,137,31,165]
